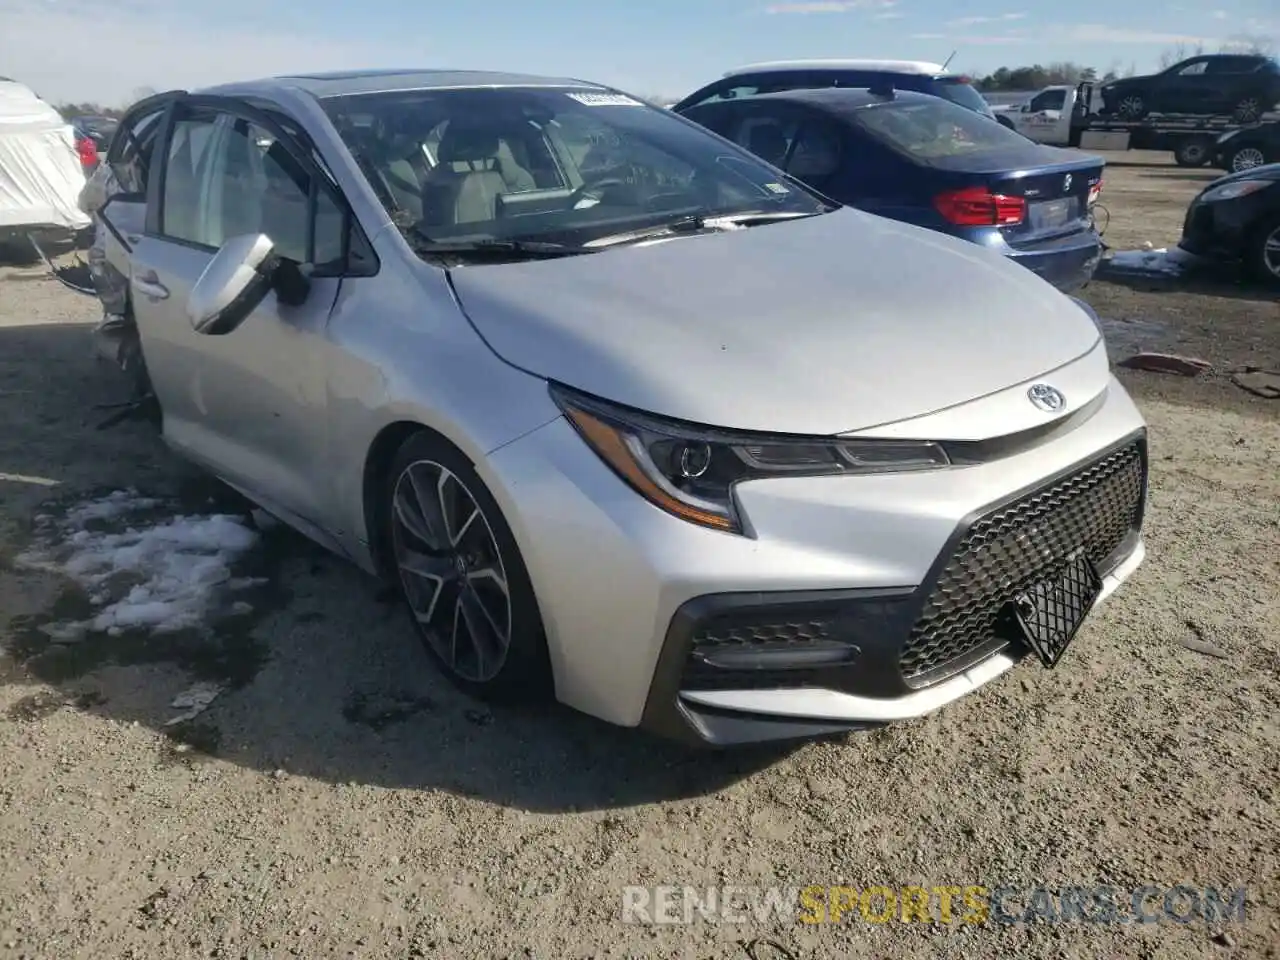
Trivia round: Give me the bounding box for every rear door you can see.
[1205,56,1266,110]
[127,94,360,523]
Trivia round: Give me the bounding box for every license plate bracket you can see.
[1008,550,1103,668]
[1032,197,1073,230]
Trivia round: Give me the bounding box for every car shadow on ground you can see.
[1101,158,1215,172]
[1095,265,1279,304]
[1135,170,1224,186]
[0,317,802,813]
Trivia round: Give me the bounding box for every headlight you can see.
[1200,179,1270,202]
[1215,130,1238,145]
[551,384,950,534]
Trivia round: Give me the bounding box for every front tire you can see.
[383,430,552,703]
[1173,138,1212,167]
[1246,214,1280,289]
[1228,144,1270,172]
[1117,94,1147,120]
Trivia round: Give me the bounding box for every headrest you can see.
[438,126,501,163]
[749,125,787,151]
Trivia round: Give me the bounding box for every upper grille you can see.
[899,439,1146,684]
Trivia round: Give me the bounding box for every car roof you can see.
[196,69,608,98]
[723,59,949,78]
[706,86,940,111]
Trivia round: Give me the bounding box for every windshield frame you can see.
[317,84,833,251]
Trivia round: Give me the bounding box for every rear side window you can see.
[851,98,1028,162]
[934,78,995,117]
[1206,56,1262,74]
[787,119,844,181]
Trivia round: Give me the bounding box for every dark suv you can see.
[1098,55,1280,122]
[672,59,997,120]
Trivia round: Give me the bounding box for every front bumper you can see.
[1178,195,1260,261]
[484,374,1148,746]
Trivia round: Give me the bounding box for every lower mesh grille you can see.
[899,438,1146,684]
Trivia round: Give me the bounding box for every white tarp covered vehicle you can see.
[0,77,90,255]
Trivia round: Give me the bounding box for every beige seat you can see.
[420,127,511,228]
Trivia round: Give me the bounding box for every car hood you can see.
[447,208,1103,435]
[1204,162,1280,189]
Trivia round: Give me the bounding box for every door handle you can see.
[134,271,169,300]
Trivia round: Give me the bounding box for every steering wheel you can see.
[568,176,630,205]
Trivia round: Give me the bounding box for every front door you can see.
[1156,58,1211,112]
[1014,88,1068,144]
[128,100,346,524]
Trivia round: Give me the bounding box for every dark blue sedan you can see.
[679,87,1105,294]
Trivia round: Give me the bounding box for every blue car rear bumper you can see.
[1005,234,1104,294]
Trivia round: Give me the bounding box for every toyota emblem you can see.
[1063,173,1073,192]
[1027,383,1066,412]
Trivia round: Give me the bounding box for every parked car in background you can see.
[71,114,119,149]
[0,77,90,260]
[682,87,1105,293]
[1098,55,1280,122]
[992,81,1278,167]
[1212,121,1280,172]
[1178,163,1280,287]
[86,69,1147,746]
[673,60,998,120]
[69,117,106,173]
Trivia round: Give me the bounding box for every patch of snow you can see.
[16,489,262,638]
[165,681,223,725]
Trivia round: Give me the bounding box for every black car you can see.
[681,87,1104,294]
[1098,54,1280,122]
[1178,163,1280,287]
[1212,121,1280,173]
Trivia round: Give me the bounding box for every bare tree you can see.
[129,86,159,105]
[1218,36,1277,56]
[1158,42,1205,69]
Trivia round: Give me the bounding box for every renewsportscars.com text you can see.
[621,884,1247,926]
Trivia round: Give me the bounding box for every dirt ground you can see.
[0,152,1277,960]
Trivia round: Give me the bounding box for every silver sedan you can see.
[93,69,1149,746]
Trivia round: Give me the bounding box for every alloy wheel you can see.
[1231,147,1267,172]
[1233,98,1261,123]
[390,459,512,683]
[1118,95,1145,118]
[1263,225,1280,280]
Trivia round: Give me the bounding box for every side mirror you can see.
[1021,104,1031,113]
[186,234,312,335]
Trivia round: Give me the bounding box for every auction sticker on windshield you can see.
[566,92,644,106]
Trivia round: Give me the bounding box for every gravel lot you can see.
[0,152,1277,960]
